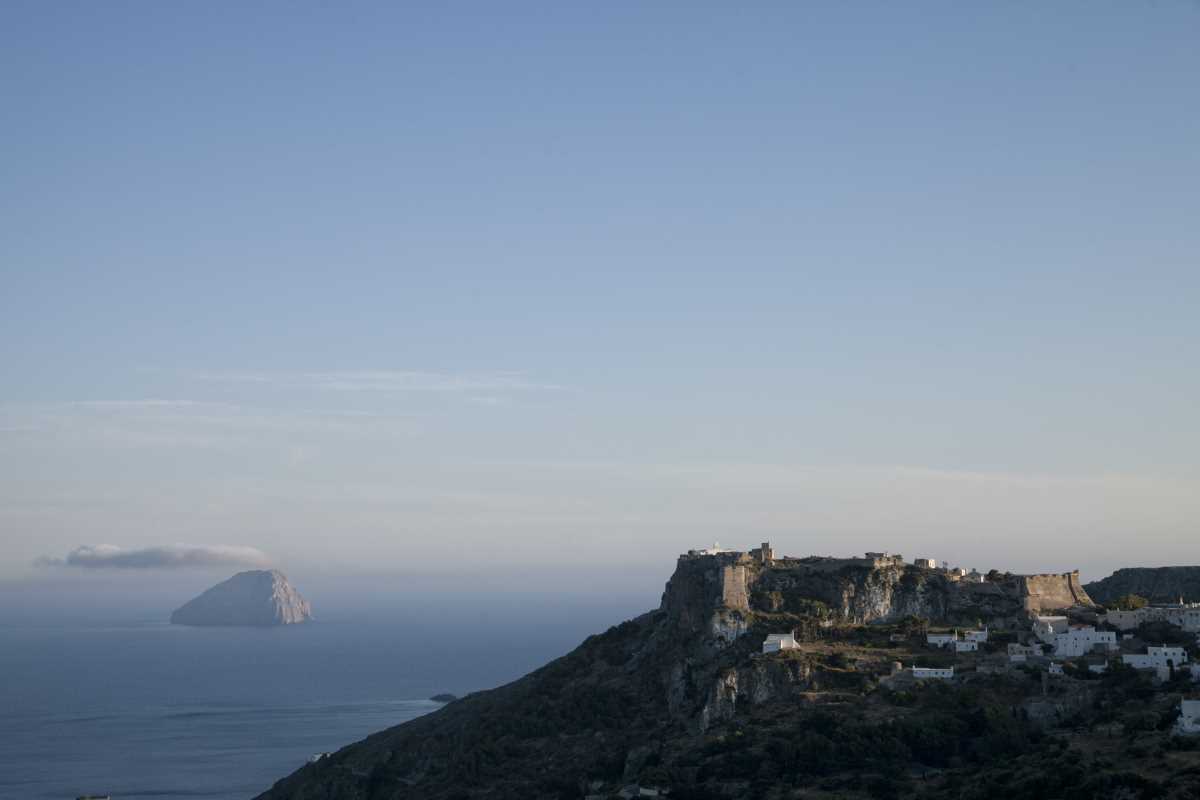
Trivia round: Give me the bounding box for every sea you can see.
[0,581,653,800]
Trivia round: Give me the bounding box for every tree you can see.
[1110,594,1148,611]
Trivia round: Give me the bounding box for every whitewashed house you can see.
[1032,616,1070,644]
[1008,643,1044,663]
[927,633,957,648]
[1168,606,1200,632]
[911,666,954,680]
[1104,608,1151,631]
[964,629,989,643]
[914,558,937,569]
[1122,645,1189,670]
[955,640,979,653]
[1048,662,1065,676]
[1177,700,1200,735]
[762,633,799,654]
[1104,604,1200,633]
[1053,626,1118,657]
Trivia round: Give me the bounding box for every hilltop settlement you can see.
[259,544,1200,800]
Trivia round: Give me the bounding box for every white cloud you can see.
[35,544,271,570]
[181,369,563,393]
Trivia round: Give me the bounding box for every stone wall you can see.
[1020,571,1094,613]
[721,565,750,611]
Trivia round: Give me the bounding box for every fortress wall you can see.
[1066,571,1094,606]
[721,565,750,612]
[1022,571,1092,612]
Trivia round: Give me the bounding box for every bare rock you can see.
[170,570,312,627]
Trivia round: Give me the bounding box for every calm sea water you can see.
[0,599,636,800]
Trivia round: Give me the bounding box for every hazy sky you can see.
[3,2,1198,585]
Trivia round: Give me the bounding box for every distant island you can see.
[429,694,458,703]
[257,547,1200,799]
[171,569,312,627]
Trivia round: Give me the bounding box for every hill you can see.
[255,552,1195,800]
[1085,567,1200,605]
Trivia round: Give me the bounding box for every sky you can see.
[2,2,1198,589]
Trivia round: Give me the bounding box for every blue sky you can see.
[2,2,1198,582]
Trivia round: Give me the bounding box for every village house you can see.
[762,633,799,654]
[1122,645,1189,671]
[1052,625,1118,657]
[1049,662,1065,676]
[1008,643,1044,663]
[964,629,989,643]
[1032,616,1069,644]
[911,666,955,680]
[1178,700,1200,735]
[1103,603,1200,633]
[964,570,985,583]
[955,640,979,653]
[927,633,957,648]
[914,558,937,569]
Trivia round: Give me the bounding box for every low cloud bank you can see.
[35,544,271,570]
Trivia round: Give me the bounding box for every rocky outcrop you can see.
[1085,567,1200,605]
[170,570,312,627]
[659,554,1078,632]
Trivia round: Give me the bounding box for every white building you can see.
[927,633,957,648]
[965,570,985,583]
[762,633,799,654]
[690,542,733,556]
[964,629,989,643]
[1052,626,1118,657]
[1049,662,1065,676]
[955,640,979,653]
[1104,604,1200,633]
[1177,700,1200,735]
[914,558,937,569]
[1032,616,1069,644]
[911,666,954,680]
[1008,643,1044,663]
[1122,645,1189,670]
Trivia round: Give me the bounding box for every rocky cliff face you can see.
[170,570,312,627]
[660,554,1082,631]
[1085,567,1200,605]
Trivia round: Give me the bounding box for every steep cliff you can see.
[170,570,312,627]
[667,554,1089,628]
[744,558,1026,623]
[1085,566,1200,605]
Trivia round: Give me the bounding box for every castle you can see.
[676,542,1096,620]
